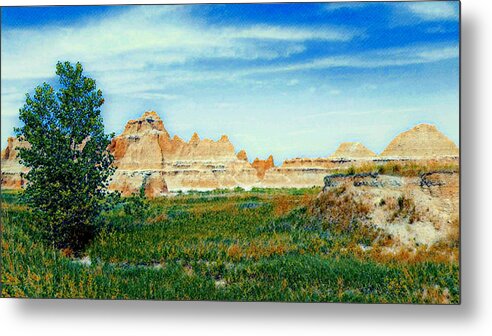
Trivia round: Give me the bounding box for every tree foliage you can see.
[15,61,115,251]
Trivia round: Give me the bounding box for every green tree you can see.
[15,61,115,251]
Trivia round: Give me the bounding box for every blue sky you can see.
[1,2,459,162]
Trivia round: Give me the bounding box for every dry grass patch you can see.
[311,186,371,233]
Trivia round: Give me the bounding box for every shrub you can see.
[123,186,149,224]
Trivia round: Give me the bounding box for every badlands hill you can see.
[381,123,459,158]
[1,112,459,194]
[329,142,377,160]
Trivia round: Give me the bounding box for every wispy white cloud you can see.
[1,5,456,101]
[1,5,360,81]
[138,93,182,101]
[404,2,459,21]
[323,3,368,12]
[235,44,459,75]
[0,5,363,143]
[286,79,299,86]
[227,24,359,42]
[299,107,428,121]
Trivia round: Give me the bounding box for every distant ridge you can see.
[1,113,459,193]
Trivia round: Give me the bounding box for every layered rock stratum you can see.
[1,113,459,195]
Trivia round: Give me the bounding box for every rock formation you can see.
[1,137,30,188]
[107,111,258,194]
[329,142,377,160]
[1,116,460,195]
[380,124,458,159]
[111,171,168,199]
[251,155,275,178]
[1,136,29,161]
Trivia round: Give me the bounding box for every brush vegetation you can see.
[333,159,459,177]
[1,186,459,303]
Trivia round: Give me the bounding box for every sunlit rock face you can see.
[108,170,168,198]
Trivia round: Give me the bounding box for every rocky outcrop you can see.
[318,171,459,246]
[1,111,259,194]
[251,155,275,178]
[1,136,29,161]
[329,142,377,160]
[381,124,459,159]
[261,167,333,188]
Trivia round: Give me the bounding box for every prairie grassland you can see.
[1,187,459,303]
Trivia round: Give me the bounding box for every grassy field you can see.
[1,187,459,303]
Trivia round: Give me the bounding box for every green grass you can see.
[1,188,459,303]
